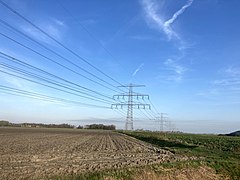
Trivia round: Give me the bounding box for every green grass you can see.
[121,131,240,180]
[53,167,144,180]
[51,130,240,179]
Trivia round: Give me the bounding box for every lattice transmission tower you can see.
[111,83,150,130]
[156,113,168,132]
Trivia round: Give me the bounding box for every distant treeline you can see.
[81,124,116,130]
[219,130,240,137]
[0,120,116,130]
[0,120,74,128]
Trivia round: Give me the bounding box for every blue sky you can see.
[0,0,239,133]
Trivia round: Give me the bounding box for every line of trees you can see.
[84,124,116,130]
[0,120,11,126]
[0,121,74,128]
[0,120,116,130]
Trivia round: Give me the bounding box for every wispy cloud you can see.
[157,59,188,83]
[164,59,187,75]
[224,66,240,77]
[197,88,219,97]
[52,18,65,27]
[141,0,194,40]
[198,66,240,99]
[0,73,25,88]
[0,63,37,89]
[0,48,42,89]
[21,18,66,44]
[132,63,144,77]
[213,78,240,87]
[213,66,240,87]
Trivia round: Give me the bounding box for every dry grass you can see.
[134,166,224,180]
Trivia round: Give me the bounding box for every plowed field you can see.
[0,127,175,179]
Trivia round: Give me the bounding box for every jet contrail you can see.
[164,0,194,27]
[141,0,194,40]
[132,63,144,77]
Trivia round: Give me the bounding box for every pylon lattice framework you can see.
[111,83,151,130]
[153,113,167,132]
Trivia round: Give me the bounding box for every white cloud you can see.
[23,26,50,43]
[213,78,240,87]
[141,0,194,40]
[45,24,62,39]
[0,63,37,89]
[21,18,66,44]
[198,66,240,100]
[0,48,44,90]
[164,59,187,75]
[214,66,240,87]
[0,72,25,88]
[52,18,65,27]
[158,59,188,83]
[197,88,219,97]
[224,66,240,77]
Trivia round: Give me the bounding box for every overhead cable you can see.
[0,0,125,88]
[0,85,110,109]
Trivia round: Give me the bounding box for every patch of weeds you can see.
[122,131,240,179]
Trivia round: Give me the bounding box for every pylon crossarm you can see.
[112,83,151,130]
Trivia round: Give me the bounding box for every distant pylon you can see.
[153,113,167,132]
[111,83,150,130]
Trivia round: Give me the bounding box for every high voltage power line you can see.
[0,0,166,129]
[0,0,125,88]
[0,54,117,105]
[0,85,110,109]
[144,109,156,119]
[0,68,111,105]
[138,109,152,119]
[0,54,160,127]
[0,9,125,98]
[0,32,121,93]
[0,19,124,93]
[0,52,114,101]
[0,1,127,115]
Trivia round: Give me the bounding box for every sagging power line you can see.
[0,0,125,88]
[0,0,165,126]
[0,85,110,109]
[153,113,168,132]
[0,52,114,101]
[0,32,121,93]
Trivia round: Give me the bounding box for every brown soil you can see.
[0,127,175,179]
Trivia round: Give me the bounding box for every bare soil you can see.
[0,127,176,179]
